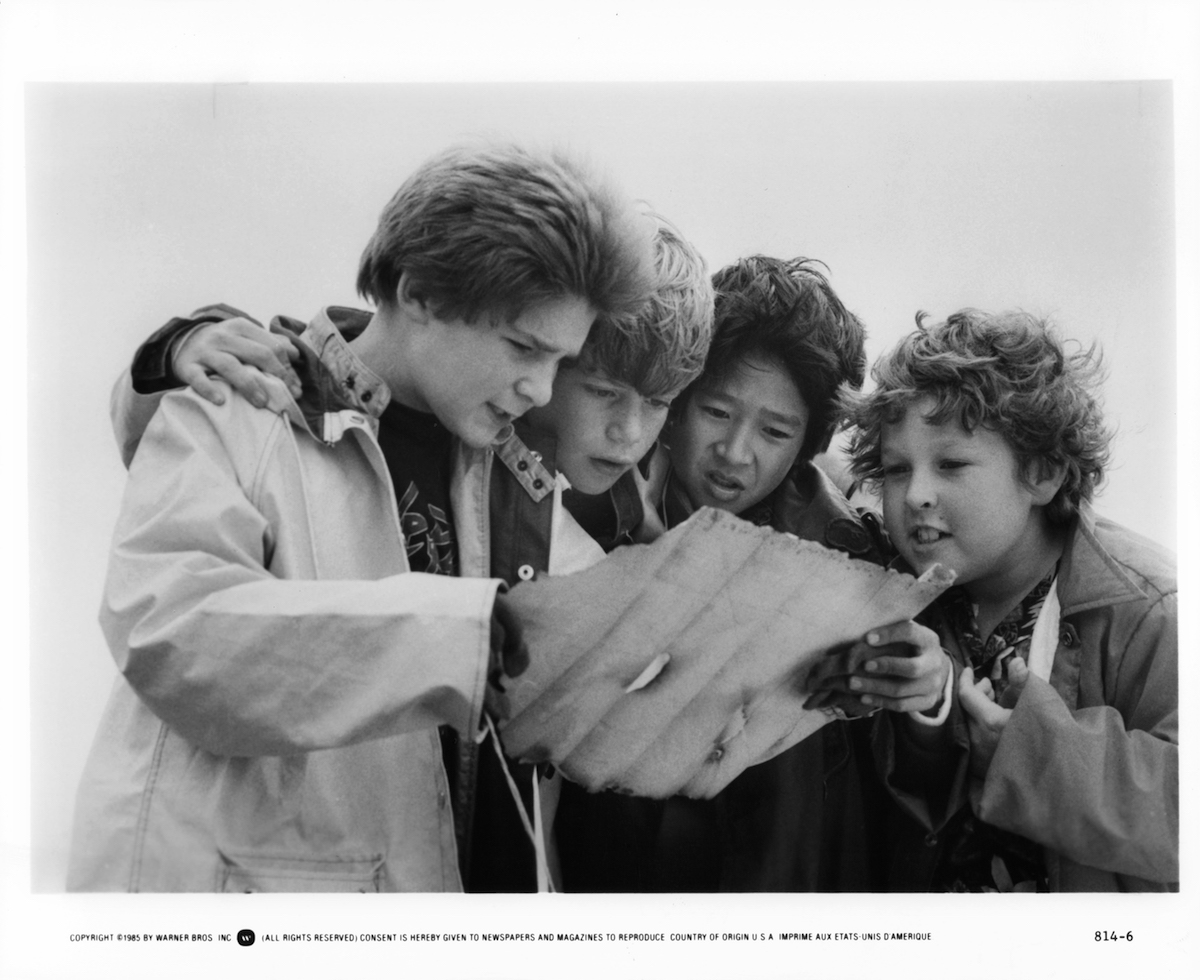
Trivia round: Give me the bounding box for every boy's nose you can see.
[515,363,557,409]
[905,470,937,509]
[716,426,752,465]
[608,405,643,446]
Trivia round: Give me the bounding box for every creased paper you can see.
[498,507,954,799]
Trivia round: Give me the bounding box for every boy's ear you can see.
[1026,458,1068,506]
[395,271,433,325]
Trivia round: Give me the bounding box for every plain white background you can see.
[3,3,1196,979]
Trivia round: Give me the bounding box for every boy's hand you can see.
[485,593,531,721]
[996,654,1030,710]
[958,661,1022,778]
[804,620,951,715]
[174,318,303,407]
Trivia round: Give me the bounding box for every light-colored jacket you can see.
[69,310,502,892]
[975,508,1177,890]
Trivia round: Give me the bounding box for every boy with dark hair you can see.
[69,143,654,892]
[842,308,1177,891]
[653,256,870,531]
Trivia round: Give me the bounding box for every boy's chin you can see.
[901,551,953,580]
[563,472,621,496]
[560,455,635,496]
[896,547,930,573]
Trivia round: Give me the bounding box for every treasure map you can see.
[497,507,955,799]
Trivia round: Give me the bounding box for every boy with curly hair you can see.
[842,309,1178,892]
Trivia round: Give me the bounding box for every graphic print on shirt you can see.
[398,481,457,575]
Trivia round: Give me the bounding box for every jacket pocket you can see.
[217,851,385,893]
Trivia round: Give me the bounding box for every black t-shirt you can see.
[374,398,484,882]
[374,400,459,577]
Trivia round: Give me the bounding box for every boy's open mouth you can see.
[704,469,745,500]
[591,457,633,474]
[911,526,948,545]
[487,403,516,425]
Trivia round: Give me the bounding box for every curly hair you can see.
[356,143,655,330]
[573,210,714,398]
[678,256,866,463]
[843,309,1111,524]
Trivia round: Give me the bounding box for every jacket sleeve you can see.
[871,675,971,834]
[100,388,499,758]
[977,593,1178,883]
[111,304,262,468]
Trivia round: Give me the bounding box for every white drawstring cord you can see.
[482,713,555,892]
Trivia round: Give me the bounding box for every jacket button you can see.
[533,479,544,490]
[517,565,535,581]
[517,460,529,471]
[924,833,938,847]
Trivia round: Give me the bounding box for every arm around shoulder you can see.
[110,305,269,467]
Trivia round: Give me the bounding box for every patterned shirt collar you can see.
[940,566,1058,690]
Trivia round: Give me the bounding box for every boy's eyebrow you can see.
[761,408,807,428]
[511,325,582,357]
[700,390,805,428]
